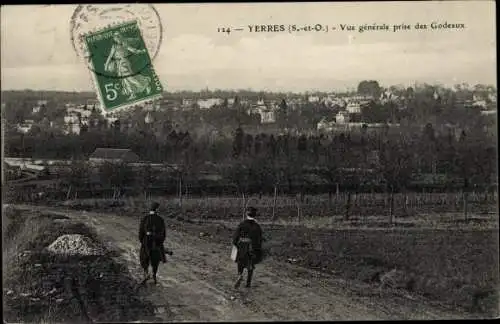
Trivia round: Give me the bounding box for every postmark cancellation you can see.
[84,21,163,113]
[70,5,164,114]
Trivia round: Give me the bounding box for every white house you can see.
[481,110,497,116]
[260,109,276,124]
[317,118,336,131]
[473,100,487,109]
[335,111,350,124]
[197,98,223,109]
[249,105,276,123]
[64,123,81,135]
[351,94,374,103]
[17,120,34,134]
[67,107,92,118]
[346,101,362,114]
[308,95,320,103]
[182,99,194,107]
[64,115,79,125]
[32,106,41,114]
[64,106,91,133]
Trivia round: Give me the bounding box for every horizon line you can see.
[1,82,497,95]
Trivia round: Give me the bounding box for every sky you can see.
[1,1,496,93]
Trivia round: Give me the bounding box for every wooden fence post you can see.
[389,188,395,225]
[272,185,278,223]
[345,191,352,221]
[296,195,301,224]
[242,192,247,220]
[335,184,340,216]
[66,185,72,200]
[178,175,183,216]
[404,192,409,216]
[463,190,468,221]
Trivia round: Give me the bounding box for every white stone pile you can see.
[47,234,104,256]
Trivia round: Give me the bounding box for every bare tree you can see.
[378,137,413,224]
[98,162,134,199]
[138,164,154,200]
[67,159,89,200]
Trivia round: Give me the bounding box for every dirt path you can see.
[16,205,470,321]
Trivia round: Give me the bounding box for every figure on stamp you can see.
[104,31,152,100]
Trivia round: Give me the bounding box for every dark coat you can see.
[232,219,263,265]
[139,212,166,248]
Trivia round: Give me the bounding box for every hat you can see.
[246,207,257,218]
[150,201,160,211]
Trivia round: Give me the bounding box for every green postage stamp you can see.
[84,20,163,113]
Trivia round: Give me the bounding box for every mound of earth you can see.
[47,234,104,256]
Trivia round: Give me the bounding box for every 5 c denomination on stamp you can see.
[84,20,163,113]
[70,4,164,113]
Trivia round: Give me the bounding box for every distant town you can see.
[2,81,497,138]
[2,80,497,198]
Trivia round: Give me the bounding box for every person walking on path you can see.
[232,206,264,288]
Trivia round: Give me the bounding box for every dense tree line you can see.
[3,83,497,196]
[53,119,495,200]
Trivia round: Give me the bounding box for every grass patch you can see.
[170,218,499,317]
[2,207,156,323]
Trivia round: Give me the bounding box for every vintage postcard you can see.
[1,1,498,322]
